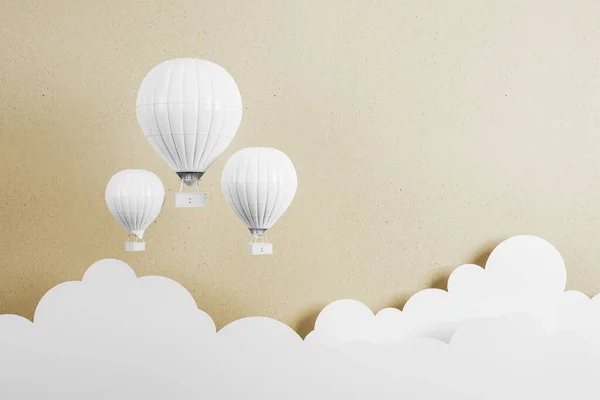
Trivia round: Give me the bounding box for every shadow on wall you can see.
[294,306,324,339]
[430,242,500,290]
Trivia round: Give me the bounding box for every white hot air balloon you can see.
[136,58,243,208]
[105,170,165,251]
[221,148,298,255]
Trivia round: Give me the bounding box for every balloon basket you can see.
[175,192,207,208]
[125,241,145,252]
[248,242,273,255]
[248,233,272,255]
[175,177,207,208]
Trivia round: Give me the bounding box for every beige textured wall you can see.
[1,0,600,335]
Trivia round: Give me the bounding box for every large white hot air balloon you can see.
[136,58,243,208]
[221,148,298,255]
[105,170,165,251]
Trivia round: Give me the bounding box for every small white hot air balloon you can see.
[221,148,298,255]
[136,58,243,208]
[105,170,165,251]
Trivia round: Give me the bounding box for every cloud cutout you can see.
[2,236,600,399]
[306,235,574,344]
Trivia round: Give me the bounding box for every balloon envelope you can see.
[105,170,165,239]
[136,58,243,184]
[221,148,298,237]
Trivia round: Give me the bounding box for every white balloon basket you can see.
[175,178,207,208]
[248,242,273,255]
[175,192,207,208]
[248,234,273,255]
[125,241,145,252]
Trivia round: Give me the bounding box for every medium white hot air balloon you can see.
[221,148,298,255]
[136,58,243,208]
[105,170,165,251]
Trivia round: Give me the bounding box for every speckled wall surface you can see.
[1,0,599,336]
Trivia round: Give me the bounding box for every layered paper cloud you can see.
[307,235,574,344]
[2,236,600,399]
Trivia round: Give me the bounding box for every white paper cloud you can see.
[306,235,575,344]
[2,236,600,399]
